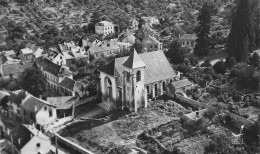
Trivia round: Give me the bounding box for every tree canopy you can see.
[20,68,47,97]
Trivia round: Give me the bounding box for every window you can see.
[17,109,20,115]
[44,106,47,111]
[49,108,53,117]
[24,109,26,116]
[136,70,141,82]
[146,86,150,93]
[127,72,130,82]
[36,143,41,147]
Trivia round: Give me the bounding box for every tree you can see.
[201,59,212,67]
[225,56,237,69]
[90,10,103,24]
[213,61,226,74]
[250,52,260,68]
[227,0,256,62]
[194,2,216,56]
[21,68,47,97]
[166,40,188,65]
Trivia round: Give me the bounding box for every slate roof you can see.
[2,62,34,76]
[123,49,146,69]
[170,79,192,89]
[22,94,55,113]
[180,34,197,41]
[37,58,72,76]
[100,50,176,85]
[59,77,84,91]
[8,125,33,150]
[47,96,78,109]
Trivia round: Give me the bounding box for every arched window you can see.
[136,70,141,82]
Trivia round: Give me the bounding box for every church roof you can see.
[122,49,146,69]
[100,50,176,85]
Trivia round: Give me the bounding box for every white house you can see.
[95,21,115,36]
[99,50,178,112]
[5,124,65,154]
[179,34,197,48]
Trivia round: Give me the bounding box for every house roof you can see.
[9,90,26,106]
[59,77,84,91]
[8,124,50,151]
[21,48,33,55]
[47,96,78,109]
[170,79,192,89]
[37,58,72,76]
[9,125,34,150]
[90,43,120,54]
[3,50,15,56]
[0,54,8,64]
[22,94,55,113]
[2,62,34,76]
[0,90,10,101]
[180,34,197,41]
[96,21,114,26]
[118,33,136,44]
[100,50,176,85]
[123,49,146,69]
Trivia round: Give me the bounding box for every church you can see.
[99,49,180,112]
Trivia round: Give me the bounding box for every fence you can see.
[175,94,210,110]
[55,133,94,154]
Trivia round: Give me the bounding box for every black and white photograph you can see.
[0,0,260,153]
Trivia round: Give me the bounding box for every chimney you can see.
[180,73,183,80]
[18,138,22,145]
[39,95,42,99]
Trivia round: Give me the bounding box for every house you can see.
[4,124,65,154]
[118,32,136,45]
[2,50,16,58]
[141,16,160,27]
[59,77,85,97]
[8,90,27,120]
[25,43,44,58]
[143,35,163,52]
[44,48,67,66]
[19,48,34,62]
[36,58,74,92]
[8,91,57,129]
[89,40,121,59]
[0,60,34,79]
[179,34,197,48]
[58,42,89,62]
[95,21,115,36]
[167,78,193,94]
[99,50,178,112]
[47,96,78,118]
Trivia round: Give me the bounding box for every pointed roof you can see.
[122,49,146,69]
